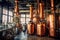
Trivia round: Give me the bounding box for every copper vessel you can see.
[49,0,55,37]
[49,14,55,37]
[27,4,35,34]
[27,22,34,34]
[37,22,45,36]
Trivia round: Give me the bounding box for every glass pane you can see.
[9,11,13,16]
[21,14,25,17]
[26,14,29,17]
[3,8,8,15]
[21,18,25,24]
[11,17,13,23]
[2,15,7,23]
[26,18,30,22]
[8,16,10,22]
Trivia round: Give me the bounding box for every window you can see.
[8,10,13,23]
[2,7,13,23]
[2,15,7,23]
[20,13,30,24]
[9,11,13,16]
[2,8,8,23]
[21,14,25,17]
[26,14,30,18]
[3,8,8,15]
[21,18,25,24]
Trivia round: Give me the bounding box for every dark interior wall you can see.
[0,5,3,24]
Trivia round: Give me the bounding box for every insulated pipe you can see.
[30,5,33,20]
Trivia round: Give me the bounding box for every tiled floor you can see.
[14,31,58,40]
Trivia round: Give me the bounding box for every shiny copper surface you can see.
[37,22,46,36]
[30,5,33,20]
[39,3,44,19]
[49,14,55,37]
[27,23,34,34]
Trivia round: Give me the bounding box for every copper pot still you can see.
[27,22,34,34]
[49,14,55,37]
[37,22,45,36]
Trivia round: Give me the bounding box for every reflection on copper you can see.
[49,0,55,37]
[37,23,41,35]
[51,0,54,14]
[39,3,44,19]
[30,5,33,20]
[37,22,46,36]
[15,0,19,15]
[33,17,37,23]
[27,23,34,34]
[49,14,55,37]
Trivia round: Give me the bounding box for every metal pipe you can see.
[49,0,55,37]
[39,3,44,19]
[15,0,19,16]
[14,0,21,28]
[30,5,33,20]
[51,0,54,14]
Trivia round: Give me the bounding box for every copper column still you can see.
[37,2,46,36]
[27,5,34,34]
[49,0,55,37]
[14,0,22,29]
[36,0,46,36]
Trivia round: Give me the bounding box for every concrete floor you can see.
[14,31,58,40]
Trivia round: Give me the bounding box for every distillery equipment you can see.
[49,0,55,37]
[27,5,34,34]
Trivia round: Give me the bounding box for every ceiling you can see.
[8,0,60,8]
[0,0,60,9]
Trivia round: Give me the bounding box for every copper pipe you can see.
[30,5,33,20]
[49,14,55,37]
[15,0,19,16]
[49,0,55,37]
[51,0,54,14]
[37,0,39,14]
[39,3,44,19]
[14,0,21,27]
[36,0,40,22]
